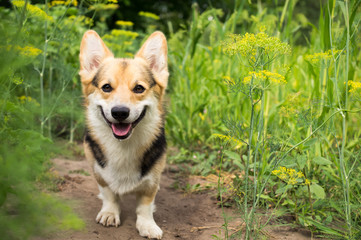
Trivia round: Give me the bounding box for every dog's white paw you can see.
[96,211,121,227]
[136,217,163,239]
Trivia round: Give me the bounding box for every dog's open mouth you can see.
[100,106,147,140]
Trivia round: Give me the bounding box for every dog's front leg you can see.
[96,185,121,227]
[136,187,163,239]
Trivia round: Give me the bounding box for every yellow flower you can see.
[89,3,118,11]
[212,133,243,149]
[12,0,53,21]
[18,96,39,105]
[139,11,160,20]
[243,70,286,84]
[12,75,24,85]
[304,179,311,185]
[50,0,65,6]
[222,31,291,59]
[111,29,139,39]
[116,20,134,27]
[288,178,298,185]
[50,0,77,7]
[279,173,287,181]
[297,171,304,178]
[347,80,361,94]
[305,49,342,63]
[273,166,307,186]
[198,112,205,121]
[15,45,43,57]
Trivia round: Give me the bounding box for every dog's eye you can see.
[101,84,112,93]
[133,85,145,94]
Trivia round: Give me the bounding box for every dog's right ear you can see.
[79,30,113,79]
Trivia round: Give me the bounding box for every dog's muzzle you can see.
[100,106,147,140]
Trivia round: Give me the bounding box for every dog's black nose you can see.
[111,106,130,121]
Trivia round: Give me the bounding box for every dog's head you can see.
[79,30,168,140]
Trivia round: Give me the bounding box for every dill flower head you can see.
[16,45,42,57]
[6,45,42,58]
[89,3,118,11]
[138,11,160,20]
[110,29,139,39]
[305,49,342,64]
[347,80,361,94]
[50,0,78,7]
[243,70,286,85]
[116,20,134,27]
[272,166,307,186]
[221,30,291,62]
[12,0,53,21]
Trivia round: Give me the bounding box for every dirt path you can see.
[42,157,313,240]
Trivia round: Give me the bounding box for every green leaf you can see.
[306,218,344,237]
[224,150,241,161]
[313,156,332,165]
[310,183,325,199]
[282,156,297,168]
[297,155,307,170]
[304,138,317,147]
[275,185,292,195]
[258,194,273,201]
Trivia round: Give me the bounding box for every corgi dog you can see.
[79,30,168,239]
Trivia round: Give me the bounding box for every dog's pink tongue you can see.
[111,123,131,137]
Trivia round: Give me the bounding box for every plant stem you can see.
[340,0,351,236]
[39,0,49,135]
[244,95,256,239]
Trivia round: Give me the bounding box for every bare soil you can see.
[39,157,314,240]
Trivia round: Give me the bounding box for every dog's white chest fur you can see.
[88,101,160,195]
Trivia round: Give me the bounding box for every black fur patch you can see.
[140,127,166,177]
[91,69,101,87]
[85,132,106,168]
[146,68,156,88]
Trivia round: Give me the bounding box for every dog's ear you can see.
[79,30,113,79]
[136,31,168,89]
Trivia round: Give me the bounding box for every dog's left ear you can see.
[79,30,114,81]
[136,31,168,89]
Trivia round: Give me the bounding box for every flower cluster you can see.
[305,49,342,63]
[110,29,138,39]
[12,75,23,85]
[6,45,42,57]
[222,31,291,61]
[213,133,243,149]
[66,15,93,26]
[12,0,53,21]
[116,20,134,27]
[89,3,118,11]
[272,166,310,186]
[347,80,361,94]
[18,96,39,105]
[50,0,78,7]
[243,70,286,85]
[138,11,160,20]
